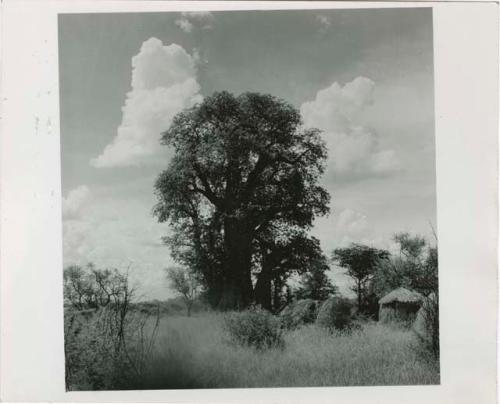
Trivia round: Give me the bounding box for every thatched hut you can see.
[378,287,424,325]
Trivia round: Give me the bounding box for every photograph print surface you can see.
[59,7,439,390]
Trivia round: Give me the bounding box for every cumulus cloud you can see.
[313,208,371,250]
[62,195,176,300]
[91,38,203,168]
[175,11,215,33]
[312,206,403,260]
[62,185,91,220]
[63,219,92,263]
[335,209,369,241]
[301,77,399,179]
[311,208,375,297]
[62,185,93,265]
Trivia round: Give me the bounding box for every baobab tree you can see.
[154,91,330,309]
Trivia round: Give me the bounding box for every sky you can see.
[59,8,436,300]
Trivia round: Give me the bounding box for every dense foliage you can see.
[316,296,356,331]
[64,307,159,390]
[224,306,285,350]
[372,233,438,297]
[294,258,337,301]
[63,264,132,310]
[63,264,160,390]
[280,299,319,330]
[332,245,389,316]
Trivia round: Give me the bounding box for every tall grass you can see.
[137,312,439,389]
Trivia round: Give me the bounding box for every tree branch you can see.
[192,164,222,208]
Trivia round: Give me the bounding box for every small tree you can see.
[295,260,337,301]
[166,267,200,317]
[394,232,426,261]
[63,263,131,310]
[63,264,161,390]
[372,233,438,297]
[63,265,92,309]
[332,244,389,315]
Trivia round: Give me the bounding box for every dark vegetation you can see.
[165,266,201,316]
[333,245,389,318]
[63,264,160,390]
[315,297,356,331]
[280,299,319,330]
[225,306,285,350]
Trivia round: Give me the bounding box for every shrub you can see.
[224,307,284,350]
[64,305,160,390]
[64,264,164,390]
[280,299,319,330]
[316,296,355,331]
[413,292,439,358]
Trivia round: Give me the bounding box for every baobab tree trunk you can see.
[272,277,285,312]
[356,279,363,312]
[254,268,272,311]
[220,218,254,310]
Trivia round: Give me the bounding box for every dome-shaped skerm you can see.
[378,287,424,326]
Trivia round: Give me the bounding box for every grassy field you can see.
[137,312,440,389]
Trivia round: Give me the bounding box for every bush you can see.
[413,292,439,358]
[64,306,160,390]
[224,307,284,350]
[316,296,355,331]
[280,299,319,330]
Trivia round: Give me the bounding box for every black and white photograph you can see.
[0,1,498,402]
[59,8,441,390]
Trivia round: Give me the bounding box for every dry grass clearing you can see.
[139,312,439,389]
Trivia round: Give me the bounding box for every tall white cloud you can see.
[91,38,203,168]
[175,11,215,33]
[301,77,399,179]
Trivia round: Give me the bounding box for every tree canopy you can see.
[153,91,330,310]
[63,263,132,310]
[372,233,438,297]
[332,244,389,313]
[295,257,337,301]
